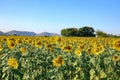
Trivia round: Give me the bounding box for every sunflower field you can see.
[0,36,120,80]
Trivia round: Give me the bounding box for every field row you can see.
[0,36,120,80]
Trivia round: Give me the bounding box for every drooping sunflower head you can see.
[7,57,18,69]
[112,55,120,62]
[52,55,64,67]
[74,49,81,56]
[93,44,104,55]
[20,47,27,54]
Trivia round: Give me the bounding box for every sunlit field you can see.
[0,36,120,80]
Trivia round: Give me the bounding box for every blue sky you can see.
[0,0,120,34]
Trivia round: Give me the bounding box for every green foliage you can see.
[61,28,78,37]
[96,30,107,37]
[79,26,95,37]
[96,30,120,38]
[61,26,95,37]
[0,42,120,80]
[0,36,120,80]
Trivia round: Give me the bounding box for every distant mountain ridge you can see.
[6,30,37,36]
[0,31,4,35]
[0,30,60,36]
[37,32,60,36]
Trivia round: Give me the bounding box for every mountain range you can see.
[0,30,60,36]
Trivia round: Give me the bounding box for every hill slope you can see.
[0,30,60,36]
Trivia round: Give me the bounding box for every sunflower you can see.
[20,47,27,55]
[16,39,23,45]
[86,48,94,55]
[113,39,120,51]
[62,45,73,52]
[75,49,81,56]
[8,38,15,42]
[35,41,42,48]
[25,39,32,44]
[52,55,64,67]
[55,37,62,44]
[45,44,53,50]
[7,57,18,69]
[7,41,16,49]
[2,38,7,42]
[93,44,104,55]
[112,55,119,62]
[78,44,86,51]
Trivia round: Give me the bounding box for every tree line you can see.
[61,26,120,37]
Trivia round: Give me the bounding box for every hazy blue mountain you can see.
[0,30,60,36]
[6,30,37,36]
[0,31,4,35]
[37,32,60,36]
[50,33,60,36]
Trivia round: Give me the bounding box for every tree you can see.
[107,34,118,38]
[78,26,95,37]
[61,26,95,37]
[96,30,107,37]
[61,29,67,36]
[61,28,78,36]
